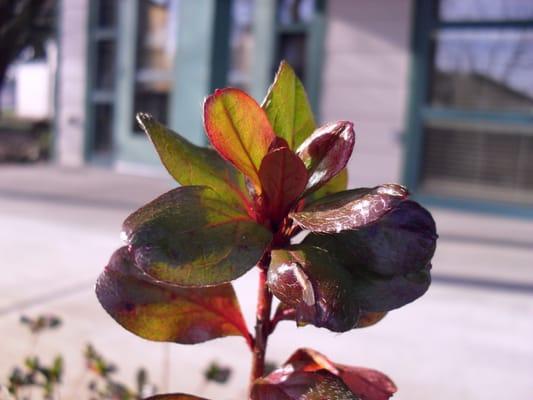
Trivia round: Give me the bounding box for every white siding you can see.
[321,0,412,187]
[56,0,89,167]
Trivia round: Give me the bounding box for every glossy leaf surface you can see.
[292,184,408,233]
[137,113,250,211]
[251,348,396,400]
[269,200,436,330]
[304,200,437,277]
[262,61,316,149]
[145,395,210,400]
[259,144,308,223]
[123,186,272,286]
[204,88,275,191]
[296,121,355,194]
[268,246,361,332]
[96,247,249,345]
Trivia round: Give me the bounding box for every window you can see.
[226,0,325,113]
[405,0,533,209]
[132,0,179,132]
[87,0,119,160]
[273,0,324,112]
[227,0,256,92]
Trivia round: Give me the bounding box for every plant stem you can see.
[249,252,273,391]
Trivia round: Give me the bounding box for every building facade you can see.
[55,0,533,216]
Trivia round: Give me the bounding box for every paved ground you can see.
[0,164,532,399]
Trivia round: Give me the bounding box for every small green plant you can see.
[84,344,156,400]
[96,61,437,399]
[3,314,157,400]
[6,315,63,400]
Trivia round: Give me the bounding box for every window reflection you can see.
[228,0,255,91]
[439,0,533,21]
[277,0,315,25]
[430,29,533,112]
[133,0,179,131]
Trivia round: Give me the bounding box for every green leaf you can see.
[123,186,272,286]
[258,142,308,224]
[251,348,396,400]
[96,247,250,345]
[268,201,436,331]
[137,113,251,211]
[296,121,355,194]
[292,184,408,233]
[262,61,316,149]
[306,168,348,203]
[204,88,275,192]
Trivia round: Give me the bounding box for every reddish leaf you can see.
[268,246,361,332]
[252,371,358,400]
[259,145,307,224]
[287,349,397,400]
[292,184,409,233]
[145,395,210,400]
[296,121,355,194]
[251,348,396,400]
[204,88,275,192]
[96,247,251,345]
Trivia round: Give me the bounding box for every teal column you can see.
[113,0,146,164]
[250,0,276,103]
[169,0,219,146]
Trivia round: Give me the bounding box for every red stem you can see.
[269,306,296,335]
[249,252,273,393]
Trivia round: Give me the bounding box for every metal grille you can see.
[421,123,533,204]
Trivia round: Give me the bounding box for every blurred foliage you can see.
[85,344,156,400]
[7,355,63,399]
[203,362,231,385]
[20,315,61,335]
[3,314,158,400]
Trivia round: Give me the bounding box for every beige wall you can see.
[321,0,412,187]
[56,0,89,167]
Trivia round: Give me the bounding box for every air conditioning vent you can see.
[421,123,533,205]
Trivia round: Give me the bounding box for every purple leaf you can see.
[268,200,437,331]
[296,121,355,194]
[292,184,408,233]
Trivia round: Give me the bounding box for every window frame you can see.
[403,0,533,218]
[85,0,119,164]
[251,0,326,118]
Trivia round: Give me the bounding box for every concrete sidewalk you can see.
[1,164,532,399]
